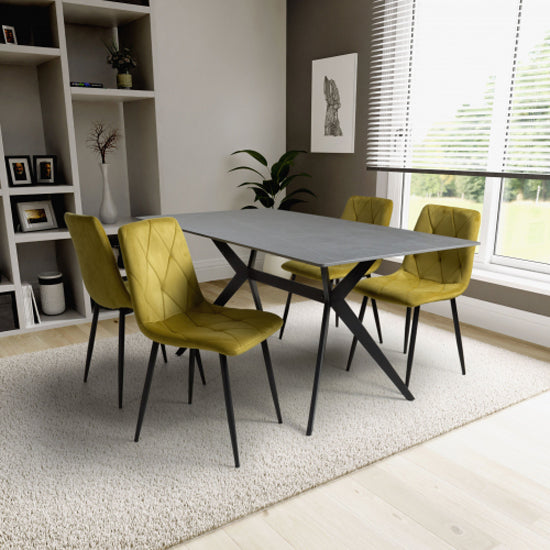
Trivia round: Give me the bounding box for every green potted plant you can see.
[230,149,315,210]
[230,149,315,276]
[105,40,137,89]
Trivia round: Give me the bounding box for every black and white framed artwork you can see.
[310,53,358,153]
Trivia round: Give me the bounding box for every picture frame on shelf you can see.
[33,156,57,185]
[5,156,33,186]
[1,25,17,45]
[17,200,58,232]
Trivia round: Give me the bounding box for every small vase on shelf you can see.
[117,71,132,89]
[99,163,118,224]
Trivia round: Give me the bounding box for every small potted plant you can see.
[229,149,314,210]
[105,40,137,89]
[87,121,120,224]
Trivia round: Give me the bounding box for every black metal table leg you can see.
[247,250,263,311]
[306,268,332,436]
[279,274,296,339]
[334,298,414,401]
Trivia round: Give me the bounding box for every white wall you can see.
[152,0,287,278]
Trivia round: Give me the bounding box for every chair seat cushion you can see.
[354,269,466,308]
[140,301,283,356]
[281,258,382,281]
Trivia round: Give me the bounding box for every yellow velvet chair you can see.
[65,213,185,408]
[346,204,481,386]
[279,195,393,341]
[118,217,284,468]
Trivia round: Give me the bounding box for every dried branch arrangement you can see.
[86,121,120,164]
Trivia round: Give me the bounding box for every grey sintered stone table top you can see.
[164,210,478,268]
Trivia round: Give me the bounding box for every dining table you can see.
[167,209,479,435]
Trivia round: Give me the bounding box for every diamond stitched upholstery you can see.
[281,196,393,281]
[118,218,282,356]
[65,213,132,310]
[354,205,481,307]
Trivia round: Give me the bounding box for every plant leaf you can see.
[237,181,264,189]
[262,179,279,196]
[279,172,312,190]
[278,198,306,210]
[241,205,258,209]
[231,149,268,166]
[228,166,265,179]
[255,191,275,207]
[252,187,272,201]
[277,150,306,165]
[284,187,317,199]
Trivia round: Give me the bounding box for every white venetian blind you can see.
[367,0,550,179]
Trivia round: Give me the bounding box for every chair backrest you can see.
[340,195,393,226]
[65,213,131,310]
[403,204,481,286]
[118,217,204,327]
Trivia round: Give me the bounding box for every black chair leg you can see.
[195,349,206,385]
[404,307,412,354]
[219,355,240,468]
[345,296,368,371]
[405,307,420,387]
[333,279,339,327]
[118,309,127,409]
[371,298,383,344]
[279,274,296,339]
[188,349,196,404]
[134,342,159,442]
[261,340,282,423]
[84,301,100,382]
[450,298,466,375]
[161,344,168,363]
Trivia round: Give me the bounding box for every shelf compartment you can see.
[9,185,75,196]
[0,45,60,66]
[23,308,86,331]
[14,228,70,243]
[0,277,15,292]
[63,0,150,27]
[71,87,154,102]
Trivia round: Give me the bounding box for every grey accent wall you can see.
[286,0,550,318]
[286,0,376,218]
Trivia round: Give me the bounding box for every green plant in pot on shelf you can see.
[229,149,315,210]
[105,40,136,89]
[87,121,120,224]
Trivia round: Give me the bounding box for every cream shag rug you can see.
[1,301,549,549]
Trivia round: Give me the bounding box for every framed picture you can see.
[2,25,17,45]
[16,200,58,232]
[5,156,33,186]
[311,53,358,153]
[33,156,57,185]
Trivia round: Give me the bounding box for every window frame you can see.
[378,171,550,285]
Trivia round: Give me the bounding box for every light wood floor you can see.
[2,281,549,549]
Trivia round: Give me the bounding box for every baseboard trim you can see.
[422,296,549,348]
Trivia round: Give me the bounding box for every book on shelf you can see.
[70,81,104,88]
[21,282,41,327]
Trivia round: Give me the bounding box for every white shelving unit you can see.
[0,0,159,335]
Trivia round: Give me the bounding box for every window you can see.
[370,0,550,278]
